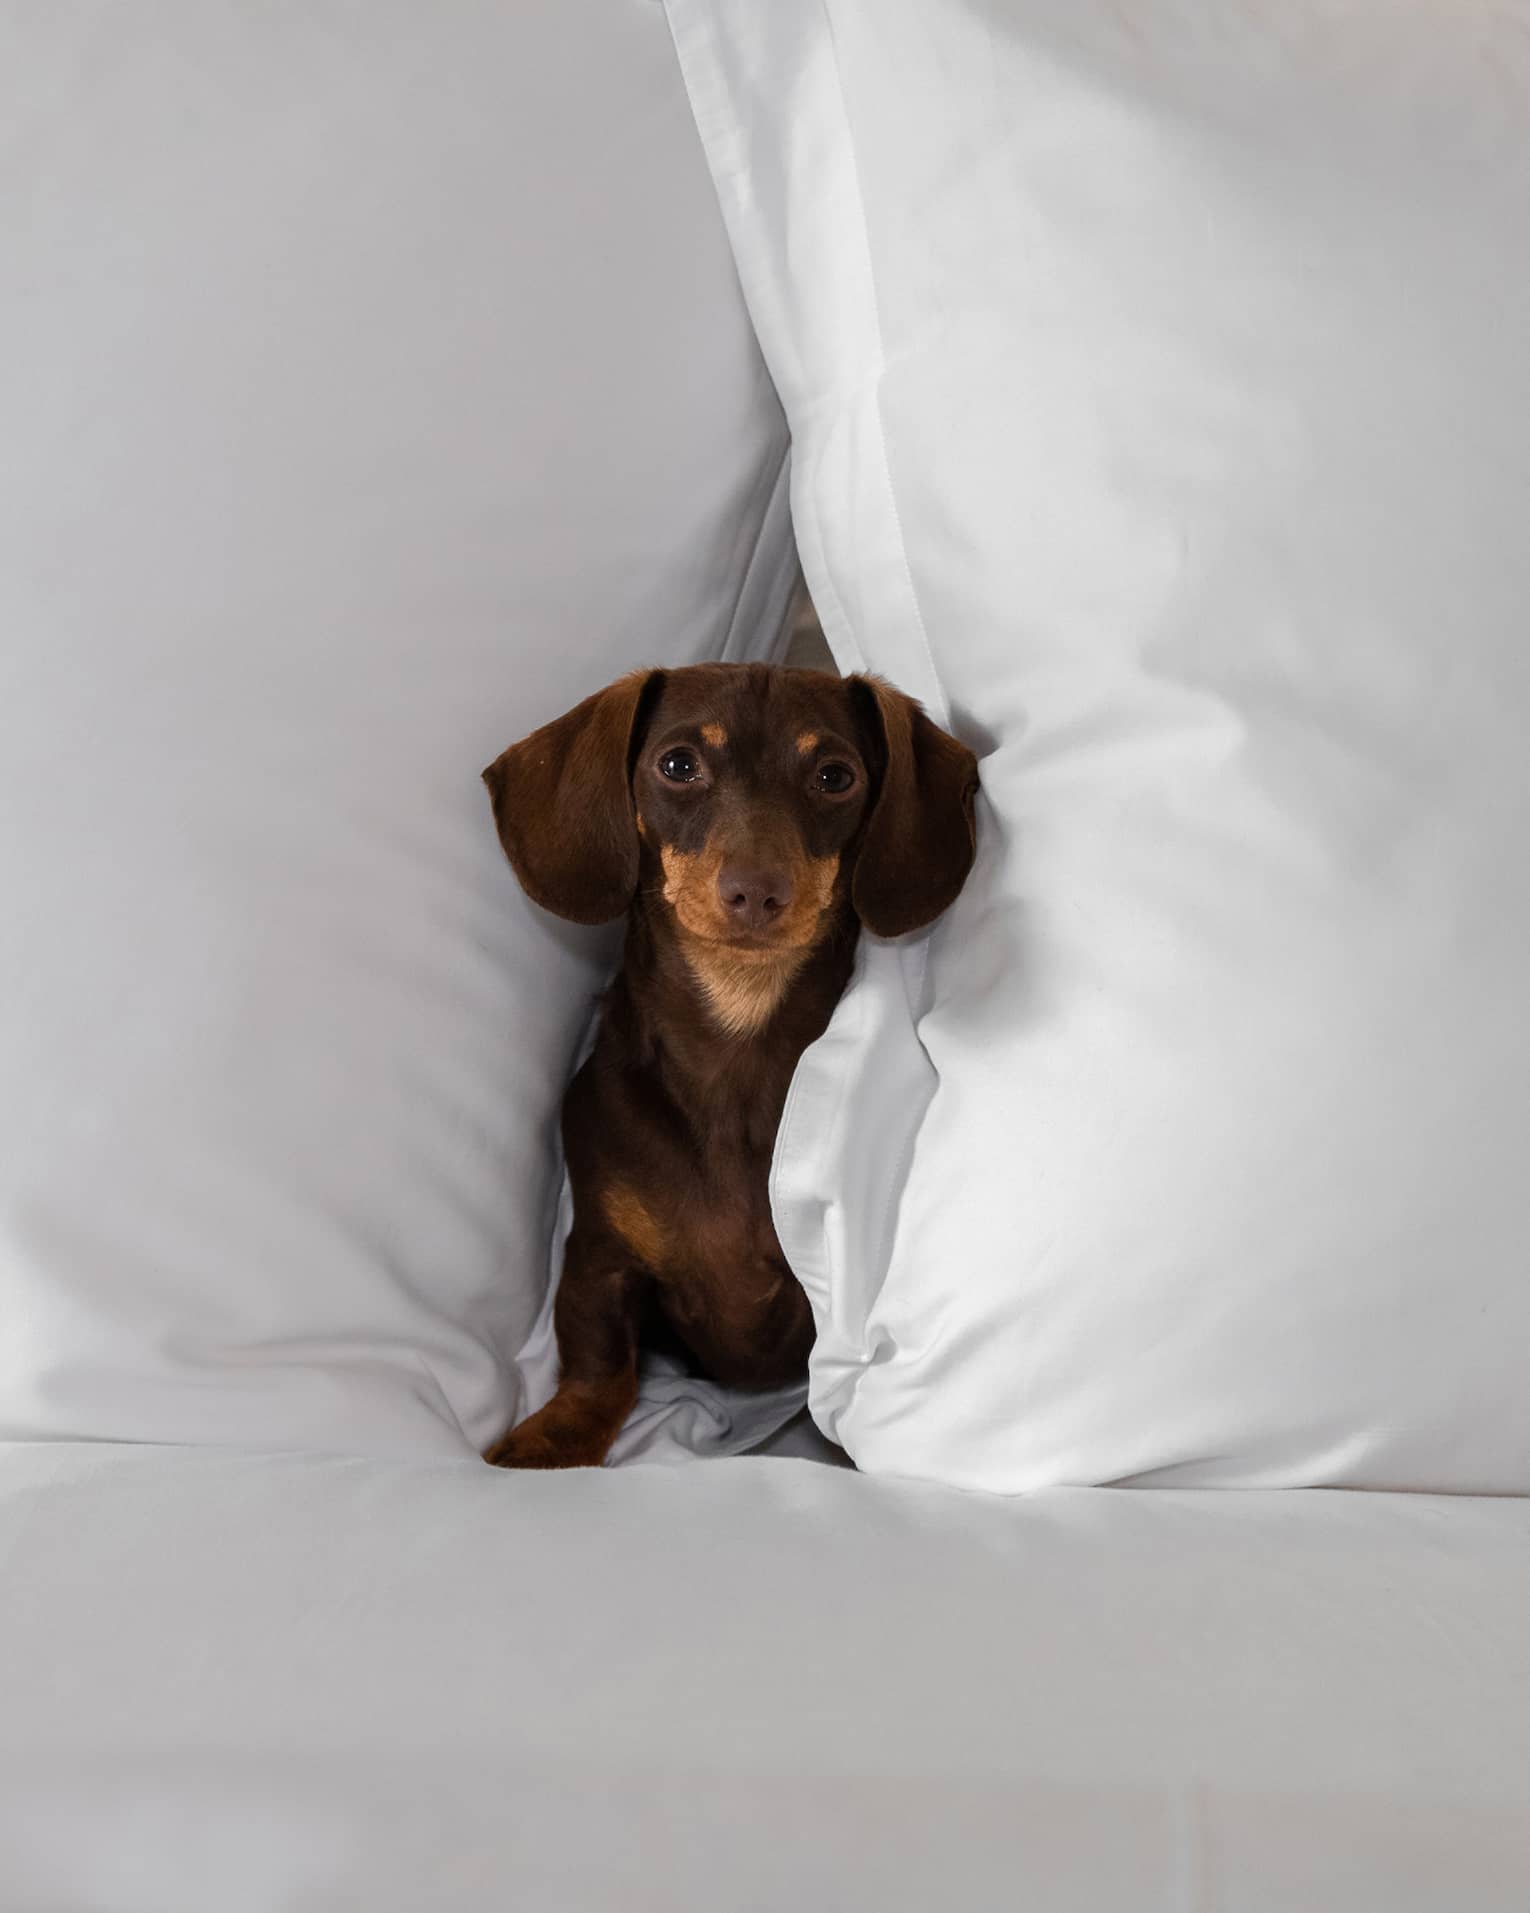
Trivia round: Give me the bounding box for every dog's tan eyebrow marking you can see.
[700,722,727,748]
[796,730,820,755]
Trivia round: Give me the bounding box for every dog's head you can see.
[483,664,978,958]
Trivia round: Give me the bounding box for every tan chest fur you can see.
[599,1176,810,1388]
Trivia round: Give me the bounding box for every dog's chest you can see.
[650,1143,812,1388]
[661,1231,810,1388]
[578,1017,818,1386]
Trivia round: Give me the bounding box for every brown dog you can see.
[480,663,977,1467]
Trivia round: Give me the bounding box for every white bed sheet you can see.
[2,1443,1526,1911]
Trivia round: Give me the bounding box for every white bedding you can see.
[2,1445,1526,1910]
[672,0,1530,1495]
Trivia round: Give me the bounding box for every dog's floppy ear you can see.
[849,676,979,938]
[482,669,664,925]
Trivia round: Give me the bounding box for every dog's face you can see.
[633,668,872,959]
[483,662,978,955]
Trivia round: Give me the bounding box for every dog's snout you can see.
[717,864,794,932]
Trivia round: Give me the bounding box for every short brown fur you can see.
[481,663,977,1468]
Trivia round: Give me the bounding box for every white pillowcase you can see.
[0,1,793,1461]
[670,0,1530,1490]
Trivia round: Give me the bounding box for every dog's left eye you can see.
[659,748,702,784]
[816,761,857,795]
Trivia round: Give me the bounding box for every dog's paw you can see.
[482,1426,606,1470]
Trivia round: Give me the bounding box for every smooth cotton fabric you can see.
[0,1,794,1462]
[2,1442,1527,1911]
[668,0,1530,1490]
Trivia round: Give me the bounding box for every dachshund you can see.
[480,663,978,1467]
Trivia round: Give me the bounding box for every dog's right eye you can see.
[659,748,702,784]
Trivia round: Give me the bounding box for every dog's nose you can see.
[717,864,793,932]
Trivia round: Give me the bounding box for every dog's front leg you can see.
[484,1234,648,1469]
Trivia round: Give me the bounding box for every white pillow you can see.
[669,0,1530,1490]
[0,1,793,1461]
